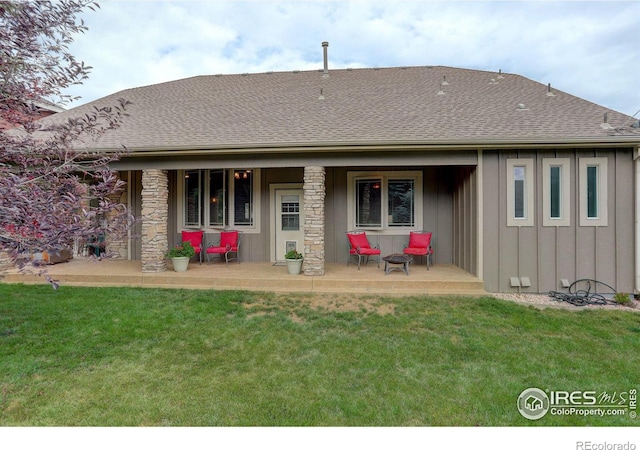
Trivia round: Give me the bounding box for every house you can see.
[0,99,64,130]
[525,396,543,412]
[35,43,640,293]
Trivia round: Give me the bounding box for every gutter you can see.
[88,136,640,157]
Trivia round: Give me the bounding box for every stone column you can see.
[141,169,168,272]
[303,166,326,276]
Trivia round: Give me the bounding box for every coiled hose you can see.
[548,279,618,306]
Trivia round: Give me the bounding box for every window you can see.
[579,157,607,226]
[550,166,561,218]
[356,179,382,227]
[184,170,202,227]
[542,158,570,226]
[587,166,598,218]
[514,166,526,219]
[348,171,422,232]
[281,194,300,231]
[180,169,260,231]
[388,179,415,227]
[507,159,534,226]
[209,170,226,227]
[233,170,254,226]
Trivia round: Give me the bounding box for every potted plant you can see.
[284,249,303,275]
[167,241,195,272]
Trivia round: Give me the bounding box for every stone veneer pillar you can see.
[303,166,326,276]
[141,169,168,272]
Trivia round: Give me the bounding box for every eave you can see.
[89,135,640,158]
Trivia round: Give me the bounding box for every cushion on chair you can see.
[220,231,238,248]
[404,247,428,256]
[352,247,380,256]
[206,246,226,255]
[182,230,203,252]
[408,232,432,249]
[347,233,371,250]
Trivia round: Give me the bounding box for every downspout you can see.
[477,149,484,281]
[127,170,133,261]
[635,146,640,294]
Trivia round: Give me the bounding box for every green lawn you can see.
[1,284,639,426]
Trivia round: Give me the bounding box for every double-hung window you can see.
[349,171,422,231]
[180,169,260,231]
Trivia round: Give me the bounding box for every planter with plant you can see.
[167,241,195,272]
[284,249,303,275]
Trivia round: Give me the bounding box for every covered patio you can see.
[2,257,486,296]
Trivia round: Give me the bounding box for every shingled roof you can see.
[43,65,639,152]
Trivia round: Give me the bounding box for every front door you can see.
[273,187,304,262]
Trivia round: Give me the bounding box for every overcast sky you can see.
[63,0,639,117]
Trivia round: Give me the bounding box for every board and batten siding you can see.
[482,149,634,293]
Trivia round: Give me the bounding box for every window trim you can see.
[542,158,571,227]
[347,171,423,234]
[177,169,261,233]
[579,157,608,227]
[506,159,534,227]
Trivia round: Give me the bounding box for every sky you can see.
[62,0,640,117]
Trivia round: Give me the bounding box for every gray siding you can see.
[160,166,458,266]
[453,166,477,274]
[124,170,143,260]
[482,148,635,293]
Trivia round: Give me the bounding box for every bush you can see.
[613,292,632,305]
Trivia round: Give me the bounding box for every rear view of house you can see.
[34,44,640,294]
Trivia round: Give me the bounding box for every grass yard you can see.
[1,284,639,426]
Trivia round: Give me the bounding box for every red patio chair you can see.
[181,230,204,264]
[403,231,433,270]
[206,230,240,265]
[346,231,381,270]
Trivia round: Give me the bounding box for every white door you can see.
[274,188,304,262]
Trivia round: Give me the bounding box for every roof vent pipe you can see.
[601,112,613,129]
[322,41,329,77]
[546,83,555,97]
